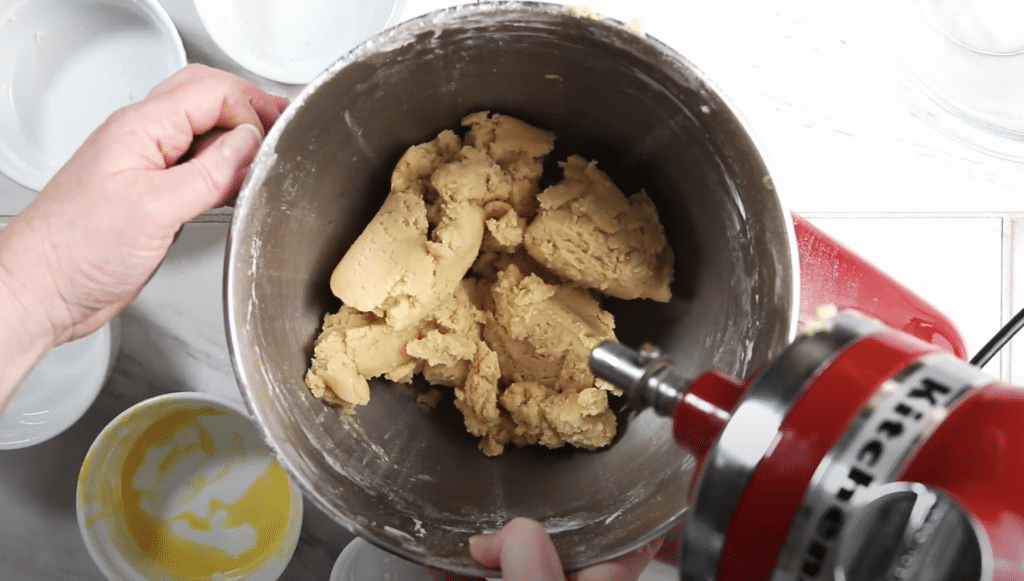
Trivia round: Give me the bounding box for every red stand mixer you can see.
[591,219,1023,581]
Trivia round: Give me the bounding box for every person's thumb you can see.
[161,123,262,223]
[470,518,566,581]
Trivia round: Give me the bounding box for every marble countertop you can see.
[3,0,1024,579]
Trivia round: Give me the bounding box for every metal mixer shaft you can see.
[590,341,689,417]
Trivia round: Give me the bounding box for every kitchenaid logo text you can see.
[796,374,958,580]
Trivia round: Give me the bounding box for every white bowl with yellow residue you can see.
[76,392,304,581]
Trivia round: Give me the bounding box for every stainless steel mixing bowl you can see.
[225,2,798,576]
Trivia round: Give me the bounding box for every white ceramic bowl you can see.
[0,0,186,191]
[0,320,117,449]
[331,538,483,581]
[77,392,305,581]
[331,538,679,581]
[194,0,408,85]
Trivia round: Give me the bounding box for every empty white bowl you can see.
[77,391,304,581]
[194,0,408,85]
[0,0,186,191]
[332,538,481,581]
[0,319,118,449]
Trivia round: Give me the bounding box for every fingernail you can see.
[468,532,496,554]
[221,123,263,160]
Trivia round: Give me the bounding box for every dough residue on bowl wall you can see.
[305,112,674,456]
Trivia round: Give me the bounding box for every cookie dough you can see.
[524,155,674,301]
[305,112,675,455]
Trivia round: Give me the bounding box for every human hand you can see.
[427,518,664,581]
[0,64,287,347]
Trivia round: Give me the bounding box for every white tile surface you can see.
[1009,219,1024,385]
[400,0,472,21]
[805,216,1005,375]
[556,0,1024,215]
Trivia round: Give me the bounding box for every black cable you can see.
[971,304,1024,368]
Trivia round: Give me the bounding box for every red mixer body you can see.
[669,213,974,473]
[593,216,1005,580]
[667,319,1024,581]
[901,386,1024,580]
[793,215,966,359]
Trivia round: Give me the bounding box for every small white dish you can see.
[331,538,450,581]
[640,561,679,581]
[331,538,679,581]
[77,391,304,581]
[0,0,187,191]
[194,0,408,85]
[0,319,118,450]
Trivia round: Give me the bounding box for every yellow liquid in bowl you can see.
[118,406,293,580]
